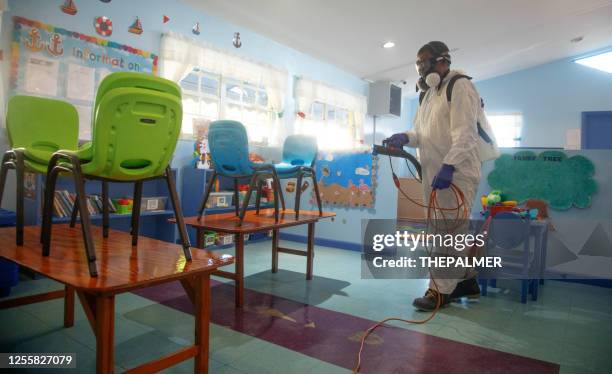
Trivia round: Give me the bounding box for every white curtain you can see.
[160,31,286,111]
[295,77,367,150]
[295,77,367,115]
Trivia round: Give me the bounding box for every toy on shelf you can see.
[113,198,133,215]
[481,190,537,219]
[193,139,211,169]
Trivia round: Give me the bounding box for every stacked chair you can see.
[1,96,84,245]
[197,120,284,224]
[2,72,192,277]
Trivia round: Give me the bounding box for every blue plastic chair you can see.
[479,212,538,303]
[271,135,322,220]
[196,120,282,223]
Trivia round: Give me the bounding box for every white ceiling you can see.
[184,0,612,86]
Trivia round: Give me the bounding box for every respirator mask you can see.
[415,45,451,91]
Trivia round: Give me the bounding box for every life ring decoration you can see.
[94,16,113,37]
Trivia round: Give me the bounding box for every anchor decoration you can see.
[47,33,64,56]
[24,28,44,53]
[233,32,242,48]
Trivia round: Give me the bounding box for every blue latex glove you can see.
[385,133,409,149]
[431,164,455,190]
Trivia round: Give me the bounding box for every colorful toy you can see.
[481,190,532,219]
[114,198,133,215]
[193,139,211,169]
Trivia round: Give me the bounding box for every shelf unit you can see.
[24,169,180,244]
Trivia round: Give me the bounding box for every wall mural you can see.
[315,151,377,208]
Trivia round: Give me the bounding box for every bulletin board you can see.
[10,17,158,139]
[315,151,377,208]
[487,150,597,210]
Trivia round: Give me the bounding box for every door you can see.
[582,111,612,149]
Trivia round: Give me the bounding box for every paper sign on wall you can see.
[67,64,95,101]
[24,57,58,96]
[10,17,158,139]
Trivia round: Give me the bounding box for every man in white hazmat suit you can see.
[385,41,486,311]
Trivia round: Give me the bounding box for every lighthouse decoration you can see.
[128,17,143,35]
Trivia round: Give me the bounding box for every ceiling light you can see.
[575,50,612,74]
[382,41,395,49]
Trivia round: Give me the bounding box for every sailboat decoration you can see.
[192,22,201,35]
[61,0,78,15]
[128,17,143,35]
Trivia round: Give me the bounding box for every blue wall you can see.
[1,0,407,244]
[476,54,612,148]
[407,55,612,148]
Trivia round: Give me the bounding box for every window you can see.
[487,113,523,148]
[294,77,366,151]
[575,50,612,74]
[179,69,277,144]
[160,32,287,145]
[296,101,354,150]
[180,69,221,137]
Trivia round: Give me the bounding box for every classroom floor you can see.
[1,239,611,373]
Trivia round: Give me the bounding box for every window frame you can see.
[298,100,357,151]
[179,68,277,144]
[486,112,523,148]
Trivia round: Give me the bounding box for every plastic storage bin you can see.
[0,209,19,297]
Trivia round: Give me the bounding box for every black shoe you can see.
[449,278,481,301]
[412,289,450,312]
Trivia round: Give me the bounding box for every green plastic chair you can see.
[0,96,81,245]
[41,72,192,277]
[69,72,184,238]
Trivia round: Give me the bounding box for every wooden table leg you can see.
[271,229,279,273]
[194,272,211,374]
[306,223,315,280]
[196,228,204,249]
[95,294,115,374]
[64,285,75,328]
[234,233,244,308]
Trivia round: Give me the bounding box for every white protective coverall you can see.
[405,70,482,294]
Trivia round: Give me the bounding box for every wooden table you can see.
[0,224,233,374]
[179,209,335,308]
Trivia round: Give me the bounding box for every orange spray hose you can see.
[353,159,469,373]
